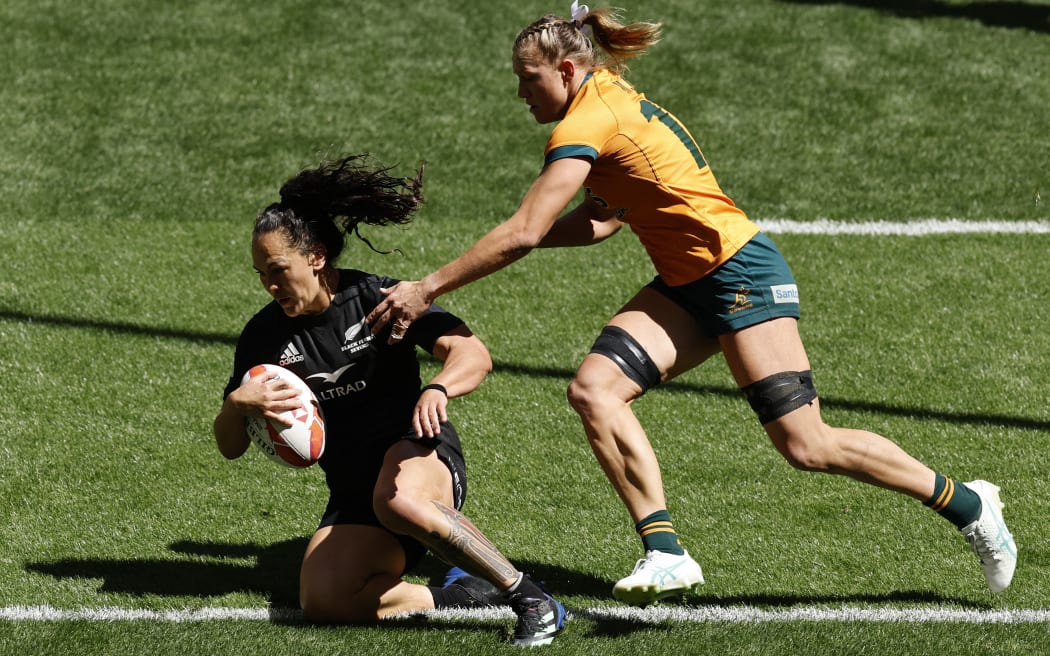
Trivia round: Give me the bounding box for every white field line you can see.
[756,219,1050,235]
[4,604,1050,624]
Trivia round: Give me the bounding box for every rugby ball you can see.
[240,364,325,468]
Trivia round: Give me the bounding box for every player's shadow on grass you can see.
[26,539,309,609]
[6,308,1049,433]
[778,0,1050,34]
[23,541,610,615]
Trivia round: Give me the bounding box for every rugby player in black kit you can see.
[212,155,565,647]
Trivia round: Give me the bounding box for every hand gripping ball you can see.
[240,364,325,468]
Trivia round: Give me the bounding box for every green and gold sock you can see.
[924,473,982,529]
[635,509,685,555]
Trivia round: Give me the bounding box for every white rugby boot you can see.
[612,549,705,606]
[960,480,1017,593]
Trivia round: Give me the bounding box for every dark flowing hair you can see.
[253,153,425,261]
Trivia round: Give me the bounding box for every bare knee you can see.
[567,362,642,420]
[567,374,605,417]
[301,595,378,625]
[781,439,830,472]
[772,419,844,470]
[299,524,418,624]
[372,487,427,538]
[300,574,379,624]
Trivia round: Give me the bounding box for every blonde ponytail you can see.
[514,6,661,73]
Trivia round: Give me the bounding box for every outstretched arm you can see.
[367,156,592,339]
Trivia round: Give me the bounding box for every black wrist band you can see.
[421,383,448,396]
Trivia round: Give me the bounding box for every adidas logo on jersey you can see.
[279,342,305,365]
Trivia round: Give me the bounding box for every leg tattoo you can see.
[428,501,518,584]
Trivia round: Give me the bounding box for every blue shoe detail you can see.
[443,566,471,587]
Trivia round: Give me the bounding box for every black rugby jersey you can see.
[223,268,465,467]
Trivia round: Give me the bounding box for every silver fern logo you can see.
[341,318,374,354]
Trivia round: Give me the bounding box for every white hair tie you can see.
[570,1,593,37]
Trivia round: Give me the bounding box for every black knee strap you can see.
[589,325,661,393]
[743,370,817,424]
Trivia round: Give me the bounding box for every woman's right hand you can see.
[230,371,305,427]
[213,370,304,459]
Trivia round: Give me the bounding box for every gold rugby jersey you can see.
[545,69,759,286]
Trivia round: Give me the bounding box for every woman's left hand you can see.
[413,387,449,438]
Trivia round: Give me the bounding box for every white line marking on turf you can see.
[0,605,297,623]
[757,219,1050,235]
[571,605,1050,624]
[5,604,1050,624]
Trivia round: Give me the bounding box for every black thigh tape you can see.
[589,325,662,392]
[742,370,817,424]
